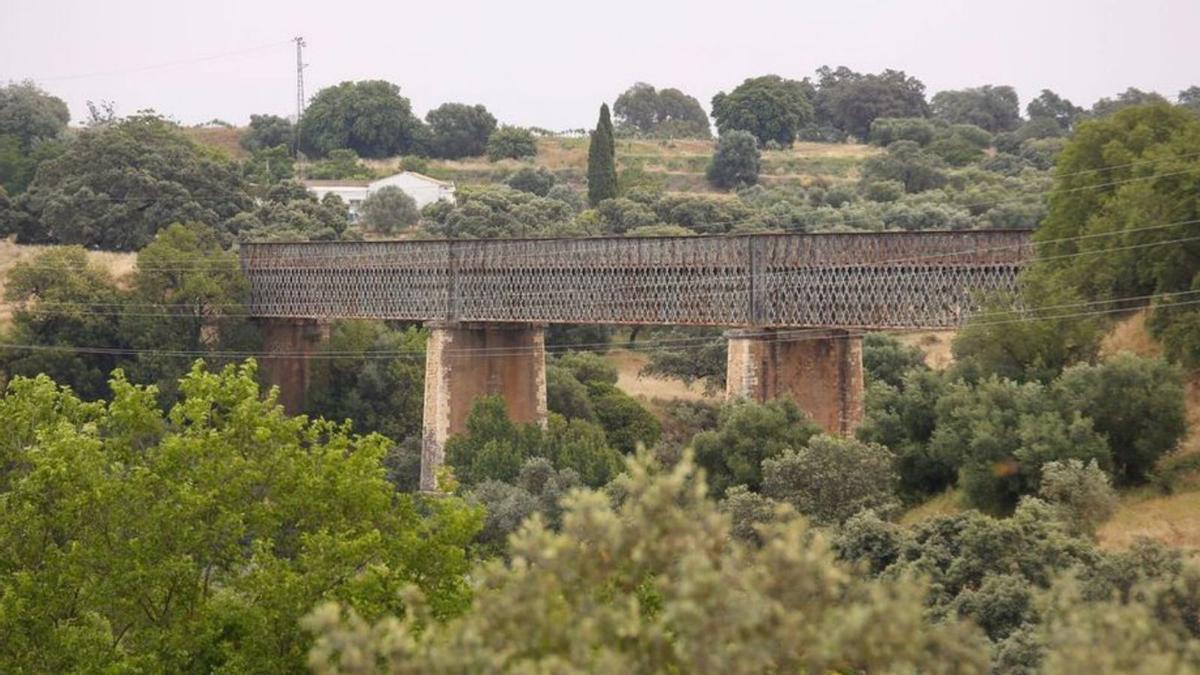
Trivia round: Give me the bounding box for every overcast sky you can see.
[3,0,1197,130]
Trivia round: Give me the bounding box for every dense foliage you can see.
[586,104,618,205]
[706,129,761,189]
[306,452,990,674]
[0,361,480,672]
[613,82,711,138]
[425,102,497,159]
[359,185,420,233]
[299,80,427,158]
[4,114,252,250]
[711,75,813,147]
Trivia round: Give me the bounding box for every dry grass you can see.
[1098,490,1200,552]
[900,489,964,525]
[897,330,956,370]
[180,126,247,161]
[0,240,137,324]
[419,137,878,191]
[1099,309,1163,360]
[604,347,718,403]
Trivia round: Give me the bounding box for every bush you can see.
[833,510,904,574]
[863,332,927,387]
[868,117,937,146]
[469,458,580,555]
[486,126,537,161]
[1039,459,1117,536]
[706,130,761,189]
[588,382,661,454]
[691,399,822,497]
[861,179,904,202]
[505,166,556,196]
[762,435,900,525]
[931,377,1112,514]
[358,185,420,233]
[545,184,583,211]
[720,486,788,546]
[546,364,596,421]
[595,197,658,233]
[1052,354,1186,485]
[858,370,954,501]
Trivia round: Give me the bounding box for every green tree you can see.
[1027,89,1084,131]
[1038,459,1117,536]
[868,116,938,146]
[931,376,1111,513]
[1,247,128,399]
[588,382,661,454]
[1052,353,1186,485]
[485,125,537,161]
[1090,87,1170,117]
[586,104,618,206]
[0,81,70,151]
[706,130,761,189]
[691,399,821,497]
[445,396,622,488]
[305,452,989,674]
[306,147,376,179]
[613,83,710,138]
[118,222,259,398]
[711,75,814,147]
[1031,103,1200,363]
[504,166,556,196]
[229,179,351,241]
[425,102,497,159]
[813,66,930,140]
[863,332,927,387]
[930,85,1022,132]
[240,113,294,152]
[299,80,427,158]
[360,185,420,233]
[0,361,480,673]
[306,321,427,442]
[762,434,900,525]
[241,143,295,187]
[9,113,253,250]
[858,369,952,500]
[421,185,577,239]
[860,139,947,193]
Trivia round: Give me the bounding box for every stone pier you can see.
[725,328,864,435]
[259,318,330,415]
[421,321,548,491]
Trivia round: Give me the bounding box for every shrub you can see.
[720,486,788,546]
[1052,354,1186,486]
[931,377,1112,514]
[545,184,583,211]
[691,399,821,497]
[358,185,420,233]
[863,332,927,387]
[595,197,658,233]
[588,383,661,454]
[833,510,904,574]
[1039,459,1117,536]
[486,126,537,161]
[762,435,900,525]
[858,370,955,501]
[706,129,761,189]
[861,179,904,202]
[546,364,596,421]
[505,166,556,196]
[868,117,937,146]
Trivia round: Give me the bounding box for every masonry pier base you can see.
[259,318,330,415]
[725,328,864,435]
[421,321,548,491]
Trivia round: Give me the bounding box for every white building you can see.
[304,171,456,221]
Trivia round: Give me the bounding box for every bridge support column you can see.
[725,328,864,436]
[421,322,547,491]
[259,318,330,415]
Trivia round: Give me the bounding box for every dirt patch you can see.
[605,348,718,403]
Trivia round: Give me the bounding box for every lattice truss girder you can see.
[241,231,1031,329]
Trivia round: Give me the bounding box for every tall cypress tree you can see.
[587,103,618,206]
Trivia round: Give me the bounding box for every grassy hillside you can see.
[378,137,879,193]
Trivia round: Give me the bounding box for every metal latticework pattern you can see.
[241,231,1032,329]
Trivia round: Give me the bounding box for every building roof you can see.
[370,171,455,189]
[302,179,371,188]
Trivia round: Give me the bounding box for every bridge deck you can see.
[240,231,1032,329]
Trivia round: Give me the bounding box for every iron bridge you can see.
[240,230,1033,330]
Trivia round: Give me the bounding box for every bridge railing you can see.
[240,230,1032,329]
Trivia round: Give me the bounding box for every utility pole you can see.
[293,36,307,158]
